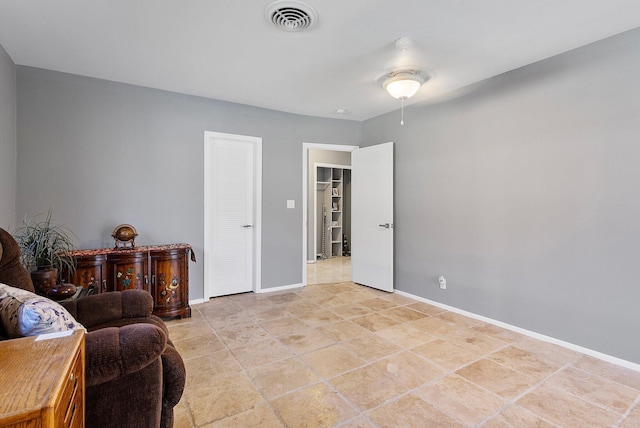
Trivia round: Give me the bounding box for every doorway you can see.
[302,143,358,285]
[204,131,262,298]
[303,142,395,291]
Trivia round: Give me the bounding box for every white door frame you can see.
[302,143,358,285]
[204,131,262,298]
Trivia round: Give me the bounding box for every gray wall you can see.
[363,28,640,363]
[307,149,351,260]
[9,27,640,363]
[16,67,361,299]
[0,44,16,229]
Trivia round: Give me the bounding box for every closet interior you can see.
[316,165,351,260]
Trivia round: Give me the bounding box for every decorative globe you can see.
[112,224,138,248]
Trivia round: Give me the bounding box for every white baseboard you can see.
[190,282,303,302]
[394,290,640,373]
[256,282,303,294]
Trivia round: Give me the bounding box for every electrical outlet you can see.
[438,275,446,290]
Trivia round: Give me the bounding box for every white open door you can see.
[351,142,394,292]
[204,132,262,298]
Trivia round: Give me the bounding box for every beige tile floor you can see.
[306,257,352,285]
[167,276,640,427]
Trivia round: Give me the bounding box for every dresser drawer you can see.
[55,343,84,427]
[0,331,85,428]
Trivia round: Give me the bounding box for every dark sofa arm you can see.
[62,289,153,328]
[162,344,186,408]
[85,324,167,387]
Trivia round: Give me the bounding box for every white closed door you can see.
[351,142,394,292]
[204,132,262,297]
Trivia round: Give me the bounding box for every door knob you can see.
[378,223,390,228]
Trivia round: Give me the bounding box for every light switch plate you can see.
[287,200,295,209]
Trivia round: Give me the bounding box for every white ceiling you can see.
[0,1,639,121]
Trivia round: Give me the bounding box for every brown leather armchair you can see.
[0,228,185,428]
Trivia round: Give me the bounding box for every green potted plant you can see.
[14,209,77,296]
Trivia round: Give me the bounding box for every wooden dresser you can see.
[0,330,85,427]
[63,244,194,319]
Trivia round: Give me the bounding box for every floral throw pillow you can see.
[0,283,83,338]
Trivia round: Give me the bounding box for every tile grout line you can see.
[184,303,286,427]
[613,394,640,428]
[538,357,639,418]
[473,357,578,428]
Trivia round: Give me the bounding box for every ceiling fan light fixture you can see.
[383,71,425,100]
[381,70,428,125]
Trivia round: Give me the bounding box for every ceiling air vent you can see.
[265,0,317,32]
